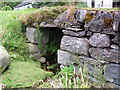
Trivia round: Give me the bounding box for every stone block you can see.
[57,50,75,65]
[104,64,120,85]
[89,33,110,47]
[26,27,37,44]
[61,36,90,56]
[27,43,40,54]
[89,48,120,63]
[62,30,86,37]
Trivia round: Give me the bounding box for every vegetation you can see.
[2,60,53,88]
[20,6,67,26]
[38,63,106,88]
[0,2,21,10]
[0,4,117,88]
[0,8,55,88]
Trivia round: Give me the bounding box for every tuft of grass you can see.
[20,6,67,26]
[0,8,36,53]
[2,60,53,88]
[0,8,54,88]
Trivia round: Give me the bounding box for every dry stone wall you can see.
[25,9,120,87]
[57,9,120,87]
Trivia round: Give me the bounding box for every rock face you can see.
[61,36,90,56]
[89,33,110,47]
[104,64,120,85]
[0,45,11,73]
[26,27,37,44]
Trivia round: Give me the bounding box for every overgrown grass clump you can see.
[2,60,53,88]
[0,8,59,88]
[20,6,67,26]
[0,8,36,57]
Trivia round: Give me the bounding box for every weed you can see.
[2,60,53,88]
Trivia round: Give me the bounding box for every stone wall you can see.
[25,9,120,87]
[57,9,120,87]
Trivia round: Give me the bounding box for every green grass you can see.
[0,8,54,88]
[2,60,53,88]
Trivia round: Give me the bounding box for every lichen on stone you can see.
[84,13,94,24]
[104,18,113,29]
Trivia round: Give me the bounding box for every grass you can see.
[0,8,55,88]
[20,6,67,26]
[2,60,53,88]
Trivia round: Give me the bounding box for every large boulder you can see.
[0,45,11,73]
[89,33,110,47]
[61,36,90,56]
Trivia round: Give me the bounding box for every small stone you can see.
[27,43,40,54]
[76,9,88,22]
[40,22,46,27]
[86,31,93,36]
[112,36,119,44]
[110,44,119,49]
[89,33,110,47]
[60,65,66,69]
[38,57,46,63]
[66,27,83,32]
[62,30,86,37]
[30,53,40,61]
[61,36,90,56]
[44,23,56,27]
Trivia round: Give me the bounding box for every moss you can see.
[20,6,67,26]
[84,13,94,24]
[2,60,53,88]
[104,18,113,28]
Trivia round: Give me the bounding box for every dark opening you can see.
[91,0,95,8]
[113,1,120,7]
[39,27,64,74]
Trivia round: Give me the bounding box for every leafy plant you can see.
[1,5,12,11]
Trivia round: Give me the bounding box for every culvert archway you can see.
[26,26,64,73]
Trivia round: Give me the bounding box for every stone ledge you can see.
[62,30,86,37]
[66,27,84,32]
